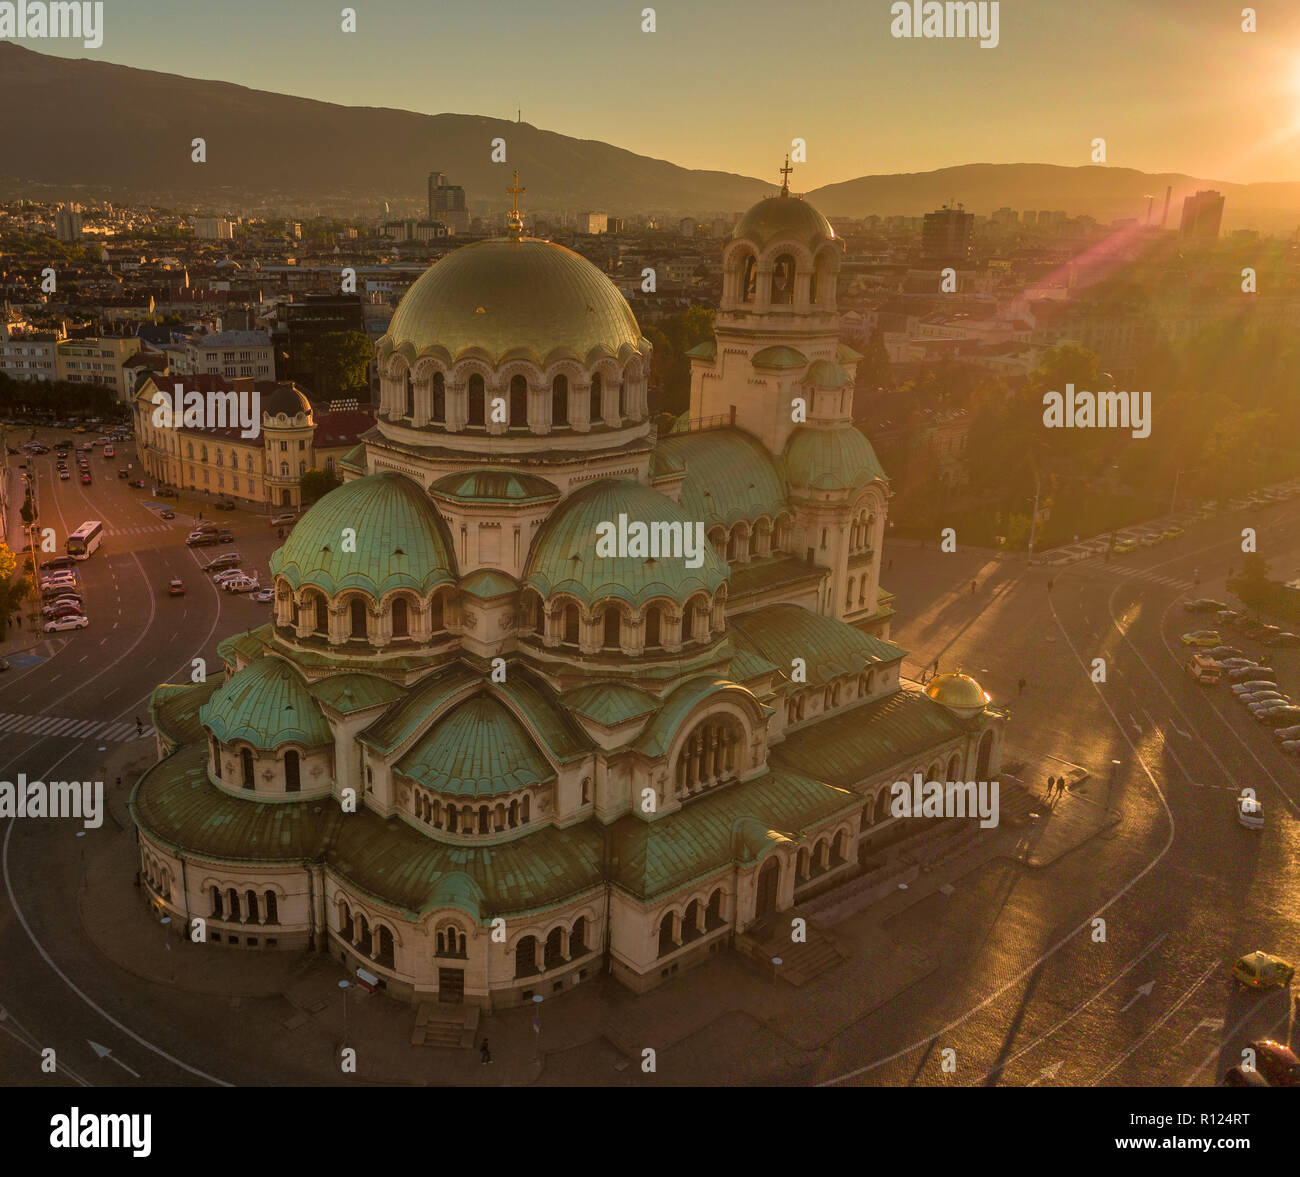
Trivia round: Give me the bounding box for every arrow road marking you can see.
[87,1040,141,1078]
[1120,980,1155,1012]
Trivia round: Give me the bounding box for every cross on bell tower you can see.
[779,155,793,196]
[506,171,526,237]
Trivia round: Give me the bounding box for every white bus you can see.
[66,520,104,559]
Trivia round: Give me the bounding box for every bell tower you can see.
[688,159,850,455]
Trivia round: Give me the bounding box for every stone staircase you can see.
[411,1001,479,1049]
[737,917,847,986]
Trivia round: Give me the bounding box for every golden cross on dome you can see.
[506,171,526,234]
[779,155,793,195]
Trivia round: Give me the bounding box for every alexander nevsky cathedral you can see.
[131,175,1007,1006]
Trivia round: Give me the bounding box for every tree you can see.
[300,467,342,503]
[0,543,29,635]
[854,327,893,398]
[300,331,372,397]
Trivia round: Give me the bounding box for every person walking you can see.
[1017,677,1026,695]
[1046,775,1055,800]
[135,716,144,737]
[480,1038,492,1065]
[970,579,977,594]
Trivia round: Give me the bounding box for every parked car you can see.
[39,556,77,571]
[1161,525,1185,539]
[222,575,260,594]
[1113,539,1138,554]
[1237,796,1264,829]
[1180,630,1221,647]
[201,553,242,573]
[1232,680,1279,694]
[1264,632,1300,648]
[41,602,85,621]
[44,614,89,632]
[186,532,221,547]
[160,509,175,520]
[216,527,234,542]
[1261,706,1300,725]
[251,588,274,603]
[1280,740,1300,755]
[270,512,297,527]
[212,569,247,585]
[1206,646,1243,659]
[117,468,129,479]
[214,498,236,511]
[1248,1041,1300,1087]
[1183,598,1220,614]
[1272,725,1300,741]
[1232,951,1295,990]
[1228,666,1276,682]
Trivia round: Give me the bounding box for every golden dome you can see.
[383,237,646,367]
[924,673,990,713]
[733,193,835,252]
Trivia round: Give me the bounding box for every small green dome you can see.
[733,194,835,252]
[383,237,647,366]
[523,479,727,608]
[429,467,559,505]
[783,426,887,492]
[270,472,456,597]
[396,695,554,797]
[653,428,786,530]
[201,656,333,750]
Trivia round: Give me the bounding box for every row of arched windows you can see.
[393,368,637,431]
[412,790,532,835]
[786,670,880,726]
[657,889,725,957]
[337,901,396,969]
[210,886,280,925]
[525,592,720,655]
[795,831,850,883]
[849,509,877,554]
[673,715,745,799]
[212,737,300,792]
[141,850,172,901]
[279,586,448,645]
[514,917,590,978]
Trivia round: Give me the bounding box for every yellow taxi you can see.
[1162,525,1185,540]
[1179,630,1221,647]
[1232,951,1294,990]
[1114,539,1138,554]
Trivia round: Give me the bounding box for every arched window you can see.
[509,374,528,429]
[551,374,568,426]
[602,608,620,650]
[241,748,254,790]
[706,888,723,927]
[404,371,415,419]
[245,890,259,924]
[467,373,485,427]
[245,454,253,471]
[284,750,300,792]
[562,603,580,646]
[264,890,279,923]
[210,886,223,918]
[186,442,194,459]
[514,935,537,978]
[376,926,395,968]
[227,888,240,920]
[447,805,458,833]
[200,444,208,462]
[658,912,675,957]
[339,902,353,939]
[589,372,602,424]
[279,460,289,476]
[429,593,445,633]
[391,597,409,638]
[350,598,367,639]
[216,449,223,466]
[211,736,222,779]
[521,793,531,823]
[544,926,565,968]
[432,372,445,423]
[771,253,797,305]
[741,254,757,302]
[618,379,627,418]
[478,805,490,834]
[311,591,328,636]
[508,799,518,828]
[642,606,660,652]
[572,916,588,955]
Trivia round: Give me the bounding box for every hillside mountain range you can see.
[1,44,1295,230]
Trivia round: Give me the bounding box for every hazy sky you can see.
[19,0,1300,187]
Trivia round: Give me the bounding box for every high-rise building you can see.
[921,205,974,262]
[1180,189,1224,239]
[54,203,82,242]
[427,171,469,234]
[194,217,235,240]
[579,212,609,235]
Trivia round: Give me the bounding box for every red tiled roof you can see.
[314,409,374,447]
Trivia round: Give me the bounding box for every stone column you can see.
[412,375,431,426]
[573,381,593,432]
[446,380,467,432]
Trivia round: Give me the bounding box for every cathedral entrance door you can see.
[438,968,465,1004]
[755,857,780,919]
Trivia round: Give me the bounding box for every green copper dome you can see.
[523,479,727,608]
[429,467,560,505]
[383,237,647,366]
[201,656,333,750]
[783,426,887,492]
[653,428,786,530]
[733,194,835,252]
[395,695,554,797]
[270,472,456,597]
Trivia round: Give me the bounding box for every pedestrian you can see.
[480,1038,492,1065]
[135,716,144,736]
[1046,775,1055,798]
[1059,777,1068,798]
[1017,677,1026,695]
[970,579,977,594]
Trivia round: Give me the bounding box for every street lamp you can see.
[338,979,352,1048]
[160,914,174,982]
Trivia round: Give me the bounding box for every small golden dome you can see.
[924,672,990,714]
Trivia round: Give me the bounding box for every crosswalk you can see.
[0,712,155,742]
[1072,558,1194,591]
[104,524,175,537]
